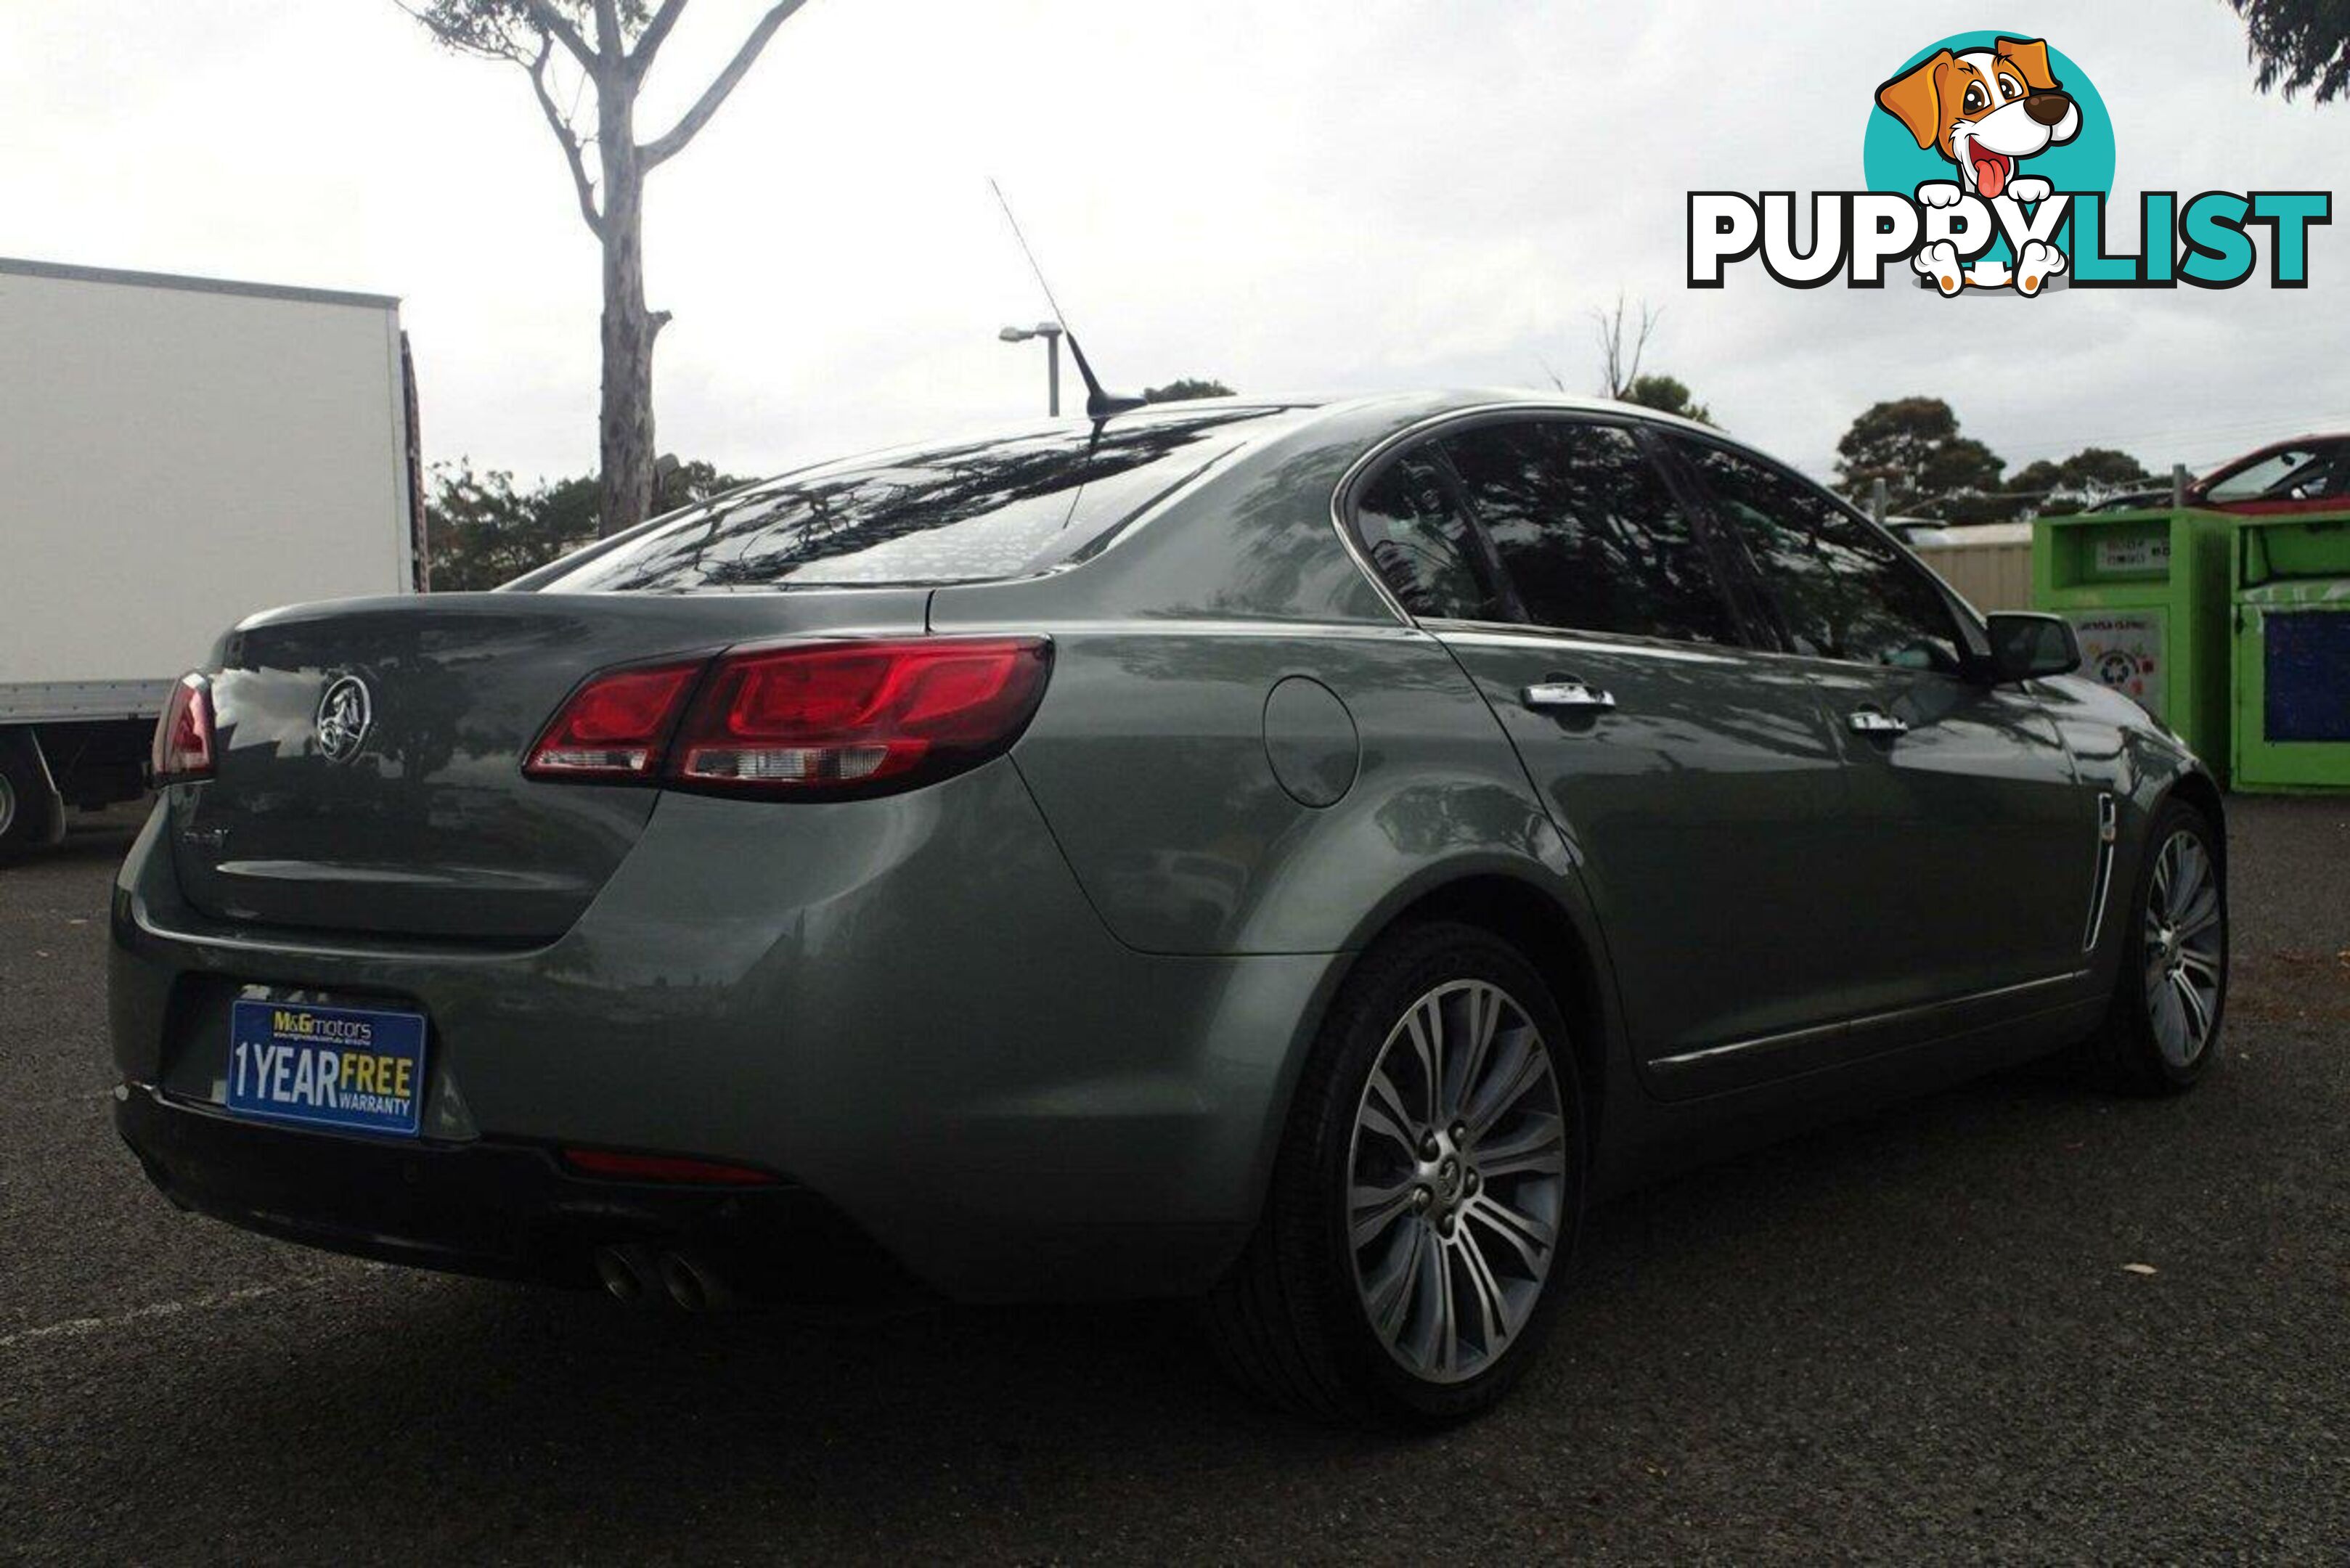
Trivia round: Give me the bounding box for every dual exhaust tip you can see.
[593,1243,735,1313]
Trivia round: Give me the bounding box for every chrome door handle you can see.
[1847,708,1908,736]
[1523,680,1616,713]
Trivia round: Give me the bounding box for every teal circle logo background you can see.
[1861,33,2115,200]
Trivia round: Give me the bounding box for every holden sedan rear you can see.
[110,394,2224,1424]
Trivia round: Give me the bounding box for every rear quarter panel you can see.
[931,411,1646,1214]
[926,399,1583,959]
[935,617,1571,956]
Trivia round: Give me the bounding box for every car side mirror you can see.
[1981,612,2081,683]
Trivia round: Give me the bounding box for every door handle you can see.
[1523,679,1616,714]
[1847,707,1908,736]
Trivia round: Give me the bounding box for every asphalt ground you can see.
[2,797,2345,1562]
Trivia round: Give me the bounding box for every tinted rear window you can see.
[528,409,1292,592]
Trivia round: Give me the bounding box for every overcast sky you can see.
[7,1,2345,489]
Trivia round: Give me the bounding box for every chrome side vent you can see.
[2082,792,2120,952]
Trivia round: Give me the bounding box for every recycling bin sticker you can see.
[2093,534,2172,574]
[2071,611,2166,717]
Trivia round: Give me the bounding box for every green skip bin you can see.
[2232,513,2350,793]
[2032,507,2236,782]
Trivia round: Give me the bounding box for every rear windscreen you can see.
[526,407,1295,593]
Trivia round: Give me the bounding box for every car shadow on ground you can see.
[90,1056,2192,1548]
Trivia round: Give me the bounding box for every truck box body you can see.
[0,257,417,849]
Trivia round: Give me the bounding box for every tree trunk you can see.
[595,77,658,539]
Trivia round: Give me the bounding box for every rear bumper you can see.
[109,764,1345,1302]
[114,1083,907,1299]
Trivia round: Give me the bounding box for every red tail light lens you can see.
[150,673,216,783]
[670,637,1052,796]
[521,637,1053,797]
[523,661,702,780]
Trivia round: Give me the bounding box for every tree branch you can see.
[1625,301,1658,390]
[524,36,604,237]
[639,0,807,168]
[523,0,597,68]
[396,0,534,62]
[1590,291,1660,398]
[629,0,690,76]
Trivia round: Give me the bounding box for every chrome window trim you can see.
[1421,617,1742,666]
[1681,634,1991,683]
[931,616,1436,645]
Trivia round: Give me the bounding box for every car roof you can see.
[2209,433,2350,467]
[1139,388,1726,439]
[819,390,1718,463]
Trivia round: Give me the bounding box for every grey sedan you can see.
[110,393,2225,1424]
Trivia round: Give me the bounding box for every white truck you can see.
[0,257,422,859]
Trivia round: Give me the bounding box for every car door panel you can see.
[1379,415,1865,1090]
[1667,435,2097,1029]
[1801,661,2097,1008]
[1435,623,1856,1074]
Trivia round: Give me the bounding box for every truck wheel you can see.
[0,730,67,862]
[2088,799,2227,1095]
[1204,921,1585,1426]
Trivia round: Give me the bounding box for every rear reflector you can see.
[561,1148,780,1186]
[521,637,1052,799]
[523,661,703,781]
[150,673,216,783]
[670,637,1052,796]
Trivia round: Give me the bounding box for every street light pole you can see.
[998,322,1066,417]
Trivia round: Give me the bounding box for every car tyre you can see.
[1205,920,1585,1426]
[2087,799,2226,1096]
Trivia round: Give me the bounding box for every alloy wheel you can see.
[1347,979,1568,1384]
[2142,828,2223,1069]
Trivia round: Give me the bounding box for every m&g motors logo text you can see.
[1690,32,2330,297]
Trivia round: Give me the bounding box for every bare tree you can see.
[401,1,808,536]
[1590,291,1660,399]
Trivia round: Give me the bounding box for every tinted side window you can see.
[1437,420,1737,645]
[1681,441,1963,671]
[1353,453,1506,621]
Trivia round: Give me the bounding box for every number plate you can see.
[226,999,427,1138]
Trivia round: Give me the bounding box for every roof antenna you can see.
[990,179,1147,421]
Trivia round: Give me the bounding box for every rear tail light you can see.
[150,673,216,783]
[523,661,703,781]
[672,637,1052,794]
[522,637,1052,799]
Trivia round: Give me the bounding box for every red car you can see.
[2192,436,2350,514]
[2089,435,2350,515]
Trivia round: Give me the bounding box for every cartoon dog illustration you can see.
[1876,37,2081,295]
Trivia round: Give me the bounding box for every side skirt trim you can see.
[1649,968,2093,1074]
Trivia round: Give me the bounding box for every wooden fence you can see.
[1906,524,2033,612]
